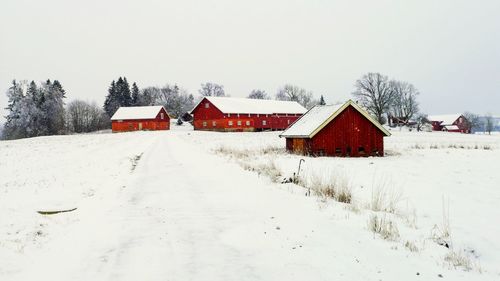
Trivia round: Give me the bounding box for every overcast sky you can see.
[1,0,499,121]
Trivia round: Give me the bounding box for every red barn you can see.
[428,114,470,133]
[111,106,170,132]
[280,100,391,157]
[190,97,307,132]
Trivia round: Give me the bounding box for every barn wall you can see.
[112,108,170,132]
[192,98,302,131]
[309,105,385,157]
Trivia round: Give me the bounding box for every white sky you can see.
[1,0,499,122]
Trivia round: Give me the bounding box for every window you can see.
[212,121,216,127]
[246,121,250,126]
[237,120,242,126]
[202,121,207,127]
[160,113,164,120]
[204,103,209,109]
[262,120,267,126]
[228,121,233,126]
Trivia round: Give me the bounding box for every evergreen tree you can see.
[3,80,24,139]
[131,82,140,106]
[319,95,326,105]
[42,79,66,134]
[104,80,120,117]
[121,77,132,106]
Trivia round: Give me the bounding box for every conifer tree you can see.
[131,82,140,106]
[319,95,326,105]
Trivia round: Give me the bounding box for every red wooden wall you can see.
[112,108,170,132]
[192,98,301,131]
[286,105,385,157]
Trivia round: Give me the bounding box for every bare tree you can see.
[463,112,483,133]
[352,73,395,124]
[415,113,430,132]
[66,100,110,133]
[198,82,225,97]
[389,80,419,126]
[247,89,270,99]
[276,84,316,109]
[484,113,494,135]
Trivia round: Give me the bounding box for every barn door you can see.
[293,138,305,154]
[138,123,143,130]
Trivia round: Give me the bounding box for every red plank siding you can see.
[112,107,170,132]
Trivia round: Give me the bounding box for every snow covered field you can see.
[1,124,499,280]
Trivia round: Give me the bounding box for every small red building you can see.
[190,97,307,132]
[111,106,170,132]
[428,114,470,133]
[280,100,391,157]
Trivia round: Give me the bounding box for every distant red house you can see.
[190,97,307,132]
[111,106,170,132]
[280,100,391,157]
[428,114,470,133]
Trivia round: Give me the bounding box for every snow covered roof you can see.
[111,106,166,121]
[280,100,391,138]
[191,97,307,115]
[428,114,462,125]
[444,125,460,131]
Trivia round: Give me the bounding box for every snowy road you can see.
[2,131,490,281]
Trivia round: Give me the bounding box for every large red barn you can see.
[280,100,391,157]
[111,106,170,132]
[190,97,307,132]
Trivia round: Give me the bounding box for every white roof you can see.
[444,125,460,130]
[111,106,165,121]
[192,97,307,115]
[280,100,391,138]
[428,114,462,125]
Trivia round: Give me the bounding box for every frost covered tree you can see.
[276,84,316,109]
[198,82,225,97]
[352,73,395,124]
[42,80,66,135]
[3,79,67,139]
[415,113,430,132]
[247,89,270,99]
[484,114,494,135]
[389,80,419,126]
[155,85,195,118]
[463,112,483,133]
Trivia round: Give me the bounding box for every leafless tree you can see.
[463,112,483,132]
[415,113,430,132]
[247,89,270,99]
[198,82,225,97]
[66,100,109,133]
[276,84,316,109]
[352,73,395,124]
[389,80,419,126]
[484,113,494,135]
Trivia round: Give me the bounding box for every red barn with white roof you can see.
[111,106,170,132]
[428,114,470,133]
[190,97,307,132]
[280,100,391,157]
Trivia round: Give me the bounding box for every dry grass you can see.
[239,159,282,183]
[404,240,419,252]
[369,177,403,214]
[301,172,353,204]
[444,250,473,271]
[368,214,400,241]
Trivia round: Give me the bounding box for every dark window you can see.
[346,147,352,156]
[358,147,365,155]
[335,148,342,154]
